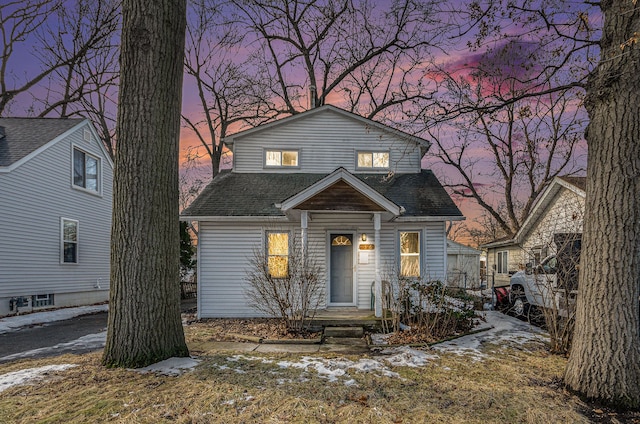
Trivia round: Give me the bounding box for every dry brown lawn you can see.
[0,320,632,423]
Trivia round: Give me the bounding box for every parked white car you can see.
[509,255,578,319]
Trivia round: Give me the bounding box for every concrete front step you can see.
[323,326,364,338]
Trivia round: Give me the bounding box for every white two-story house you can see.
[0,118,113,316]
[181,105,463,318]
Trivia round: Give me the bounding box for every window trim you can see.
[71,145,102,195]
[497,250,508,274]
[61,218,79,265]
[399,230,421,278]
[32,294,55,308]
[263,148,300,169]
[356,150,390,170]
[266,230,291,278]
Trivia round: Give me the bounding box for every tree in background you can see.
[183,0,447,177]
[426,16,590,239]
[103,0,189,368]
[0,0,120,153]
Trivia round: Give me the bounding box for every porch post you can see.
[374,212,382,317]
[301,210,308,263]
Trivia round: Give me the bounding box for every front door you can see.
[330,234,353,304]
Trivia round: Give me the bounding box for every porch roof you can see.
[181,169,463,220]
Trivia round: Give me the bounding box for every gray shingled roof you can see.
[182,170,462,218]
[0,117,84,167]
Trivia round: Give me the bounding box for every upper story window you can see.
[400,231,420,277]
[357,151,389,169]
[267,231,289,278]
[73,147,100,193]
[497,251,508,274]
[61,218,79,264]
[265,150,299,168]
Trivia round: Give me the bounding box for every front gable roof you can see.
[181,169,463,221]
[277,168,402,217]
[514,176,585,244]
[223,105,430,153]
[481,176,586,249]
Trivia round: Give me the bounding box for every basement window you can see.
[32,294,54,308]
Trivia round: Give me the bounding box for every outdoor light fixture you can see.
[361,233,367,242]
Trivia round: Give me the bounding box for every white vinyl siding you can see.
[199,222,282,318]
[0,123,112,312]
[233,109,422,174]
[197,216,449,317]
[520,187,585,255]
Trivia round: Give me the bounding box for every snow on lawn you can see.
[138,357,201,376]
[0,364,76,393]
[432,311,547,360]
[0,304,108,334]
[218,348,439,386]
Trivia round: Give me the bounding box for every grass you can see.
[0,322,599,424]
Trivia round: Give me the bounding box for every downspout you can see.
[301,211,308,263]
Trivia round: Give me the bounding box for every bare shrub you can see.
[245,238,324,334]
[381,267,476,341]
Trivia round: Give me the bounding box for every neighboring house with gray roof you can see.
[0,117,113,316]
[181,105,463,318]
[482,176,586,288]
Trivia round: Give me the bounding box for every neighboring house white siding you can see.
[482,177,586,288]
[484,245,526,287]
[520,187,584,260]
[0,121,112,316]
[232,109,423,174]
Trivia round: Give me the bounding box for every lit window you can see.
[400,231,420,277]
[267,232,289,277]
[357,151,389,169]
[497,251,508,274]
[62,218,78,264]
[265,150,298,167]
[73,148,99,192]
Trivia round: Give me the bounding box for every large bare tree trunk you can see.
[103,0,189,368]
[564,0,640,408]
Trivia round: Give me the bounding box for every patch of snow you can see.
[432,311,547,360]
[0,364,76,392]
[370,333,392,345]
[380,346,439,367]
[0,331,107,362]
[275,355,401,384]
[0,305,108,335]
[138,357,201,376]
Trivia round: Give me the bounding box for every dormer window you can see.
[73,147,100,193]
[265,149,299,167]
[357,151,389,169]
